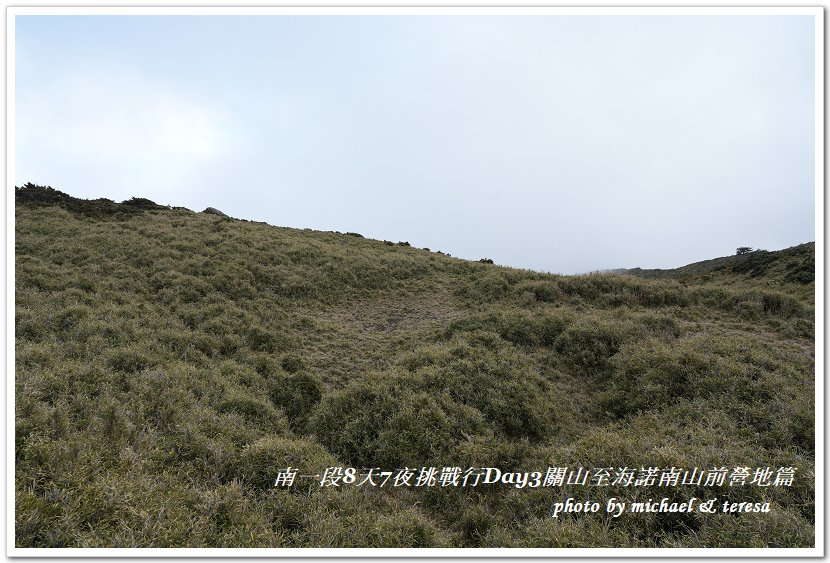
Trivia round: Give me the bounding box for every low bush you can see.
[311,372,488,468]
[269,370,323,432]
[403,337,568,440]
[228,435,337,492]
[217,389,288,428]
[552,318,628,377]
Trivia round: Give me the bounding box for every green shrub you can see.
[370,510,448,547]
[269,370,323,432]
[229,435,337,491]
[122,197,164,210]
[280,354,305,374]
[16,309,46,341]
[760,292,805,318]
[553,318,627,376]
[217,389,288,428]
[54,305,90,331]
[527,281,563,303]
[784,255,814,284]
[311,373,487,467]
[107,348,153,373]
[458,504,493,547]
[499,309,574,347]
[405,339,566,440]
[596,338,708,418]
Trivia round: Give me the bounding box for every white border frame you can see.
[5,5,824,559]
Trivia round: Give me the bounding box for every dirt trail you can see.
[325,290,465,335]
[300,288,467,385]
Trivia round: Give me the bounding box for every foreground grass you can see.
[15,185,815,548]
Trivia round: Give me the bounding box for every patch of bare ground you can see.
[324,289,466,334]
[299,288,467,384]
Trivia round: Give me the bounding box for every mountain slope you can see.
[613,243,814,289]
[15,184,816,548]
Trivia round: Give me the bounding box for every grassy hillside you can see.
[615,242,814,286]
[15,184,815,548]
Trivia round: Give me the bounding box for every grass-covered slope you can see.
[15,185,815,548]
[614,243,815,290]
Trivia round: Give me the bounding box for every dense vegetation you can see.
[616,243,815,289]
[15,184,815,548]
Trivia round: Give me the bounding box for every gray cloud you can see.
[15,14,816,273]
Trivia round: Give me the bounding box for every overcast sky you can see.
[15,13,816,274]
